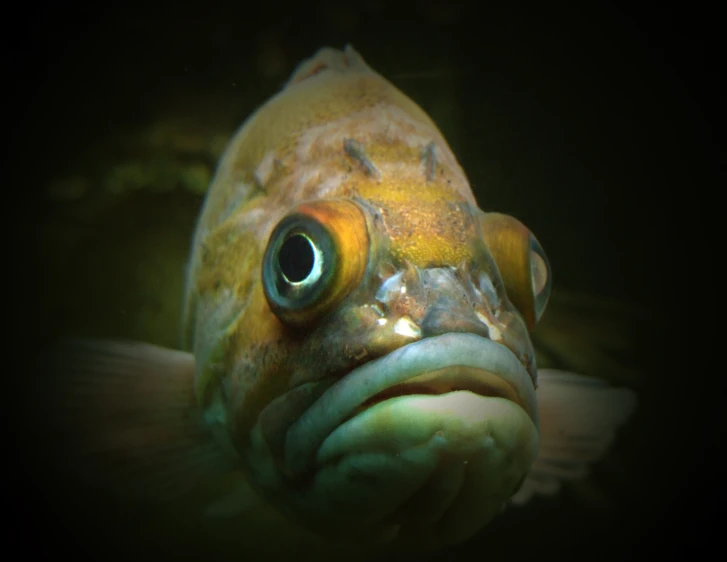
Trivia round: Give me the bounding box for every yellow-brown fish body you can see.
[41,45,636,560]
[180,45,545,549]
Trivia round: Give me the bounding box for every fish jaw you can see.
[245,333,539,547]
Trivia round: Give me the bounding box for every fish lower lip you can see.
[283,333,537,478]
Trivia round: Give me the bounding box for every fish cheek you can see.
[194,256,299,454]
[190,223,262,368]
[194,224,262,303]
[224,315,297,448]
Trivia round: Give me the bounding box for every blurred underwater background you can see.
[5,2,720,561]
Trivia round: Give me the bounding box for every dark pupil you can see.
[279,233,314,283]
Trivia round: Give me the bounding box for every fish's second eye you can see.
[529,236,551,323]
[479,211,552,328]
[278,233,320,284]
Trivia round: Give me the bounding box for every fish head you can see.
[182,44,553,549]
[210,182,552,547]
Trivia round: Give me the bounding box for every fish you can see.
[34,45,637,560]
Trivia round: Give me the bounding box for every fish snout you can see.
[374,265,535,380]
[420,297,490,339]
[376,265,500,338]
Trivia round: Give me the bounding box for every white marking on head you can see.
[376,271,405,304]
[254,151,277,187]
[393,316,422,339]
[478,273,500,309]
[476,310,503,342]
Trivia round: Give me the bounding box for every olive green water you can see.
[16,5,715,562]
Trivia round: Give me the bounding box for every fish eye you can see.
[529,236,551,323]
[263,215,337,313]
[262,200,370,328]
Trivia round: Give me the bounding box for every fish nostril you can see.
[420,300,490,339]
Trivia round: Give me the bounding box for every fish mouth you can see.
[283,333,537,478]
[355,367,526,414]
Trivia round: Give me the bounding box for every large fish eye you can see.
[263,215,336,312]
[262,200,370,328]
[480,212,552,328]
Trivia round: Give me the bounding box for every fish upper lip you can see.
[282,333,537,478]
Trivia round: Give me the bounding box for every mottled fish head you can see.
[213,178,552,548]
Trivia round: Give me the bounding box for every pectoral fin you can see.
[510,369,636,505]
[32,339,237,501]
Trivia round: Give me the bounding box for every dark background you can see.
[6,2,721,561]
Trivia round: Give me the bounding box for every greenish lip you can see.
[283,333,537,478]
[353,366,526,414]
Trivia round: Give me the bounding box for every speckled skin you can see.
[180,45,537,545]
